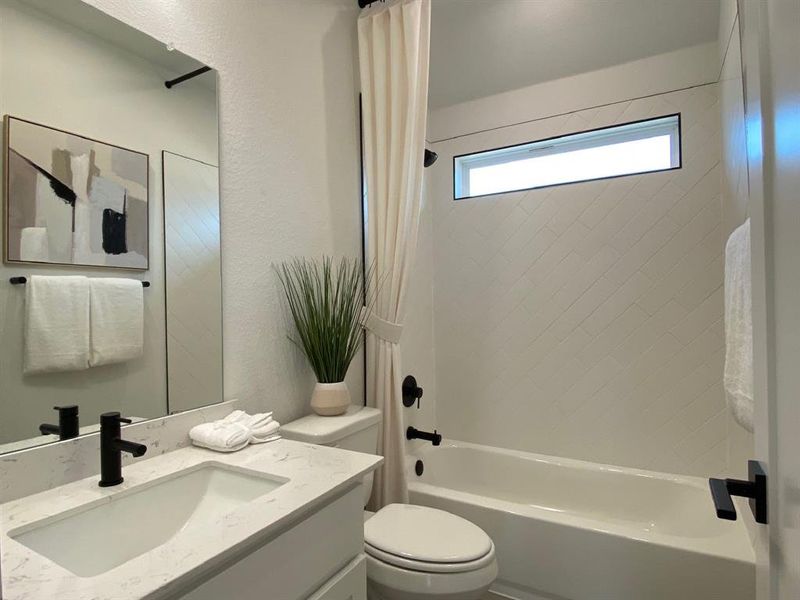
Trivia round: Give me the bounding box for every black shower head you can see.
[424,149,438,168]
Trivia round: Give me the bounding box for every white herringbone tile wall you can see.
[163,153,223,414]
[429,84,727,478]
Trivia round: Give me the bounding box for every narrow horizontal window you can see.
[454,114,681,199]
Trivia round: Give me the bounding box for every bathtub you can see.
[407,440,755,600]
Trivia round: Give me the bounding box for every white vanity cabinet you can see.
[307,555,367,600]
[175,485,366,600]
[1,441,381,600]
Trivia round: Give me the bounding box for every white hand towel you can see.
[246,413,274,430]
[221,410,251,425]
[89,278,144,367]
[221,410,281,444]
[24,276,90,374]
[724,219,754,432]
[224,410,274,429]
[189,421,250,452]
[250,420,281,444]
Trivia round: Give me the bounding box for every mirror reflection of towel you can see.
[89,278,143,367]
[102,208,127,255]
[24,276,90,374]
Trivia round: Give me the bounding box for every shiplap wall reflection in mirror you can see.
[0,0,221,454]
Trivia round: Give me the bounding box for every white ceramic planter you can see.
[311,381,351,416]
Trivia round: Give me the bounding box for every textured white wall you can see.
[83,0,365,424]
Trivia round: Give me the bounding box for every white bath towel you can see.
[189,421,250,452]
[19,227,49,262]
[222,410,281,444]
[724,219,754,432]
[89,278,144,367]
[250,421,281,444]
[223,410,272,427]
[24,276,90,374]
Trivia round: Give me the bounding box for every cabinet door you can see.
[307,555,367,600]
[177,486,363,600]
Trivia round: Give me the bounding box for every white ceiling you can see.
[429,0,721,109]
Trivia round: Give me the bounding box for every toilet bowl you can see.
[364,504,497,600]
[281,408,498,599]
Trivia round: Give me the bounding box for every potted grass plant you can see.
[277,257,374,416]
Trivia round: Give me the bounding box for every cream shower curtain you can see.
[358,0,431,508]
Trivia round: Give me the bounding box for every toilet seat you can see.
[365,540,496,574]
[364,504,495,574]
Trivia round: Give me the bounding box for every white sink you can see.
[9,462,287,577]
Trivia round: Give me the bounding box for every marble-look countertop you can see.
[1,440,382,600]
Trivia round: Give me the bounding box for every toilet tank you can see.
[281,406,381,505]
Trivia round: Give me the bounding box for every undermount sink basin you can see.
[9,462,287,577]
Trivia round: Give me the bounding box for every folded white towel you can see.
[24,276,90,374]
[89,278,144,367]
[724,219,754,432]
[224,410,273,428]
[250,421,281,444]
[189,421,250,452]
[221,410,281,444]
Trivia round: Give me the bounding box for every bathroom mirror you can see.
[0,0,222,453]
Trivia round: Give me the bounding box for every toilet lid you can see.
[364,504,493,565]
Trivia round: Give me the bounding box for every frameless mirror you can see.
[0,0,221,453]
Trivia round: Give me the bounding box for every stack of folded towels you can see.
[189,410,281,452]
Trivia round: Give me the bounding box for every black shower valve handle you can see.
[402,375,424,408]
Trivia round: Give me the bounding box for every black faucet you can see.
[98,412,147,487]
[39,405,80,440]
[406,426,442,446]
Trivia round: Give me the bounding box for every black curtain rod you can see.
[9,276,150,287]
[165,66,211,89]
[358,0,384,8]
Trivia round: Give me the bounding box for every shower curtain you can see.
[358,0,431,508]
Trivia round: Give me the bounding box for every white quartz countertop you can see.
[0,439,382,600]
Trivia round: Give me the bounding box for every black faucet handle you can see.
[47,405,80,440]
[100,412,132,425]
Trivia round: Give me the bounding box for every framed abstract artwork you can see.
[3,115,149,269]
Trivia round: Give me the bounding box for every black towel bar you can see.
[9,276,150,287]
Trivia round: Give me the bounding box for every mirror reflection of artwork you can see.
[4,115,149,269]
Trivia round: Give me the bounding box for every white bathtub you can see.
[407,440,755,600]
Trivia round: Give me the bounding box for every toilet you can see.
[281,406,498,600]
